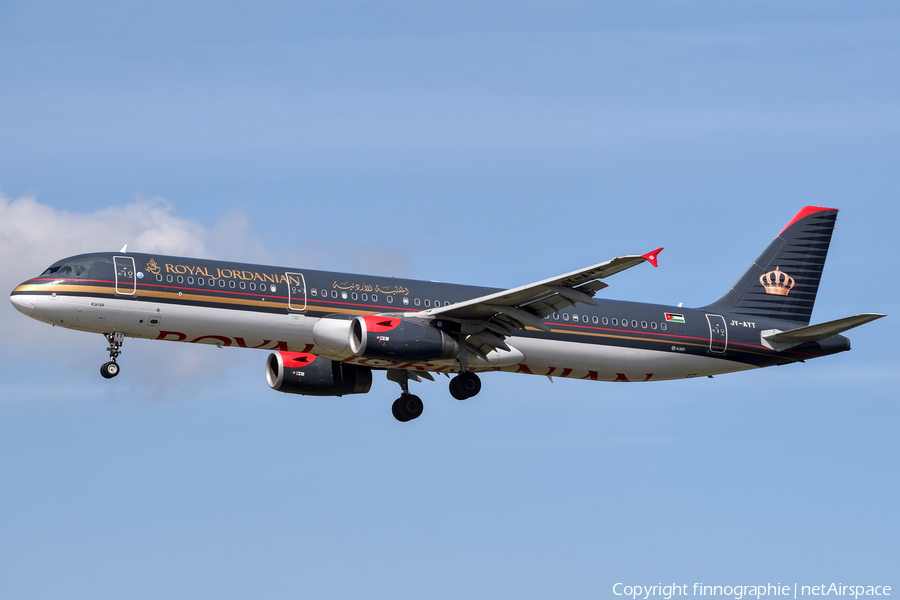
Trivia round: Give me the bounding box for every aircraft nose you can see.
[10,293,35,317]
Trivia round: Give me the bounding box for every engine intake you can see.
[350,316,458,361]
[266,352,372,396]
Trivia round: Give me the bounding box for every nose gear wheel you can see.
[100,332,125,379]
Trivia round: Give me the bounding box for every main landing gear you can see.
[384,367,482,422]
[449,371,481,400]
[100,332,124,379]
[387,369,424,422]
[392,394,424,423]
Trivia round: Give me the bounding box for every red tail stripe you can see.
[777,206,838,237]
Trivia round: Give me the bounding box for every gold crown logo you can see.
[759,266,794,296]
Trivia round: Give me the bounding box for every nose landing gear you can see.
[100,332,124,379]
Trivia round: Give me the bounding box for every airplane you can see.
[9,206,884,422]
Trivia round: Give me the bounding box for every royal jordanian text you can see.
[162,263,300,285]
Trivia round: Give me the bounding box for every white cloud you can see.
[0,189,414,399]
[0,190,272,397]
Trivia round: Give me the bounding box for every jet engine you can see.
[349,315,458,361]
[266,351,372,396]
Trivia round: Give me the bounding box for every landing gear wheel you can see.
[100,361,119,379]
[451,372,481,399]
[392,394,424,422]
[101,332,125,380]
[449,376,466,400]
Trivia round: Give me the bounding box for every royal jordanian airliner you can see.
[10,206,884,421]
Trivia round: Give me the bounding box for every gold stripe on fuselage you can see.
[14,282,774,359]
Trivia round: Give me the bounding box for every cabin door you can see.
[113,256,136,296]
[706,314,727,353]
[286,272,307,312]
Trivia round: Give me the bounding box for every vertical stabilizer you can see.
[704,206,838,325]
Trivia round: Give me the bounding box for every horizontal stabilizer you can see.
[761,313,885,350]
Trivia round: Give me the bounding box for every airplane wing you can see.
[405,248,663,359]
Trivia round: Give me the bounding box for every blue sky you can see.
[1,2,898,599]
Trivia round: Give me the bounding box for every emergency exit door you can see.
[706,314,727,353]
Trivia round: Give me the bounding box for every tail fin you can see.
[704,206,839,325]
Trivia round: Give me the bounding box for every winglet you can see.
[642,247,663,268]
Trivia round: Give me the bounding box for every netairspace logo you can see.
[612,583,891,600]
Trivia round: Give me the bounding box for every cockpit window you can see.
[41,264,87,277]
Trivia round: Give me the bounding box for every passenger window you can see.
[251,282,257,291]
[387,296,393,304]
[219,280,225,288]
[661,323,667,331]
[641,321,647,329]
[371,294,377,302]
[651,322,657,330]
[592,316,598,324]
[563,313,569,321]
[573,314,579,322]
[362,293,368,301]
[424,299,431,307]
[331,290,338,298]
[602,317,608,325]
[352,292,358,300]
[311,288,317,296]
[341,291,348,299]
[402,297,409,305]
[445,301,450,306]
[321,289,327,297]
[612,318,618,326]
[167,275,173,283]
[157,274,163,282]
[632,320,638,328]
[414,298,420,306]
[188,277,194,284]
[177,276,183,284]
[583,315,588,323]
[553,313,559,320]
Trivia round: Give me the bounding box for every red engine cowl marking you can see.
[280,351,317,366]
[361,315,401,332]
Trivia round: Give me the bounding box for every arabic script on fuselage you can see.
[333,281,409,295]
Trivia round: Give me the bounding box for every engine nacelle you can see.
[266,352,372,396]
[350,316,458,361]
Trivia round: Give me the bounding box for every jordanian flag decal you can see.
[664,313,685,323]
